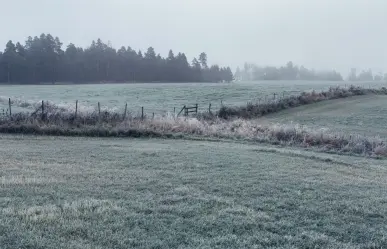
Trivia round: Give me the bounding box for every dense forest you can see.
[0,33,234,84]
[235,62,344,81]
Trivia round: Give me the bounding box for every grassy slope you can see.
[263,95,387,138]
[1,135,387,248]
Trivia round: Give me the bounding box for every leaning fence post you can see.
[141,106,144,120]
[177,105,185,117]
[76,100,79,117]
[123,103,127,120]
[8,98,11,116]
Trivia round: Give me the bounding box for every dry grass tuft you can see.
[0,116,385,157]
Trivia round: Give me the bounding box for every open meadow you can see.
[1,135,387,248]
[0,80,385,115]
[1,81,387,248]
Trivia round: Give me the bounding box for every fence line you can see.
[0,85,365,119]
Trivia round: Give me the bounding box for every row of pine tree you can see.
[0,34,234,84]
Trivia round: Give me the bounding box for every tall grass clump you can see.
[218,85,387,119]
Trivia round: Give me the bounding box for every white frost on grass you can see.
[2,199,122,222]
[0,176,60,186]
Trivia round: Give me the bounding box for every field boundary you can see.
[1,85,385,121]
[0,118,386,158]
[1,85,387,158]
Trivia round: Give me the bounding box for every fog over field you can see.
[1,0,386,74]
[2,1,387,248]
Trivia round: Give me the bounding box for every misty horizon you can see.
[1,0,386,76]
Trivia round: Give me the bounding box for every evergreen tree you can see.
[199,52,208,69]
[0,34,233,84]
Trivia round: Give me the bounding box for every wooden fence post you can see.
[8,98,11,116]
[98,102,101,121]
[195,103,198,114]
[174,107,176,116]
[152,112,155,119]
[283,92,285,99]
[41,100,45,120]
[209,103,211,113]
[273,93,276,100]
[141,106,144,120]
[123,103,127,119]
[76,100,79,117]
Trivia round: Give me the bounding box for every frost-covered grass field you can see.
[1,135,387,248]
[0,80,385,114]
[2,81,387,248]
[264,94,387,138]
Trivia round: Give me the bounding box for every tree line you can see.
[235,62,343,81]
[347,68,387,81]
[0,34,234,84]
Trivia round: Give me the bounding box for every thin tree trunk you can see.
[7,63,10,83]
[106,61,110,79]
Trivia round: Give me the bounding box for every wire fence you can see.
[0,84,379,120]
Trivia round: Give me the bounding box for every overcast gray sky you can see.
[1,0,386,75]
